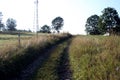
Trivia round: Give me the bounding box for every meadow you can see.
[0,32,72,79]
[0,32,33,58]
[32,40,69,80]
[30,35,120,80]
[69,35,120,80]
[0,33,120,80]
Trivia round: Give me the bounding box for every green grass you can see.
[1,33,120,80]
[69,35,120,80]
[0,33,72,79]
[32,39,69,80]
[0,33,33,48]
[0,33,34,56]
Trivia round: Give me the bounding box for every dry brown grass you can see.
[0,33,71,59]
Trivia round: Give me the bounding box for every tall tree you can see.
[6,18,17,31]
[101,7,119,35]
[114,16,120,34]
[85,14,101,35]
[52,16,64,33]
[40,25,51,33]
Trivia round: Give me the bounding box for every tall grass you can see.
[0,33,72,79]
[32,40,68,80]
[0,33,33,52]
[69,36,120,80]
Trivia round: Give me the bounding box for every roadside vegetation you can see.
[32,40,69,80]
[0,33,72,79]
[69,35,120,80]
[32,38,72,80]
[1,33,120,80]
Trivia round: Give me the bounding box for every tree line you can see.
[0,12,17,32]
[0,12,64,33]
[85,7,120,35]
[39,16,64,33]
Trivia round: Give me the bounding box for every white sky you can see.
[0,0,120,34]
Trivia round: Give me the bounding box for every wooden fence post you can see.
[18,31,21,48]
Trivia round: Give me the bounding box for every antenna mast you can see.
[34,0,39,34]
[0,12,3,22]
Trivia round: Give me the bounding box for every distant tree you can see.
[0,22,5,31]
[6,18,17,31]
[85,14,101,35]
[52,16,64,33]
[100,7,119,35]
[28,29,32,32]
[0,12,5,31]
[40,25,51,33]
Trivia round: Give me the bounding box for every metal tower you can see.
[34,0,39,33]
[0,12,3,22]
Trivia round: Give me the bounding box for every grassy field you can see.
[0,32,72,79]
[69,35,120,80]
[0,33,35,60]
[0,33,120,80]
[0,33,33,49]
[32,40,69,80]
[31,35,120,80]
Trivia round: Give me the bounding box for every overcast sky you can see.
[0,0,120,34]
